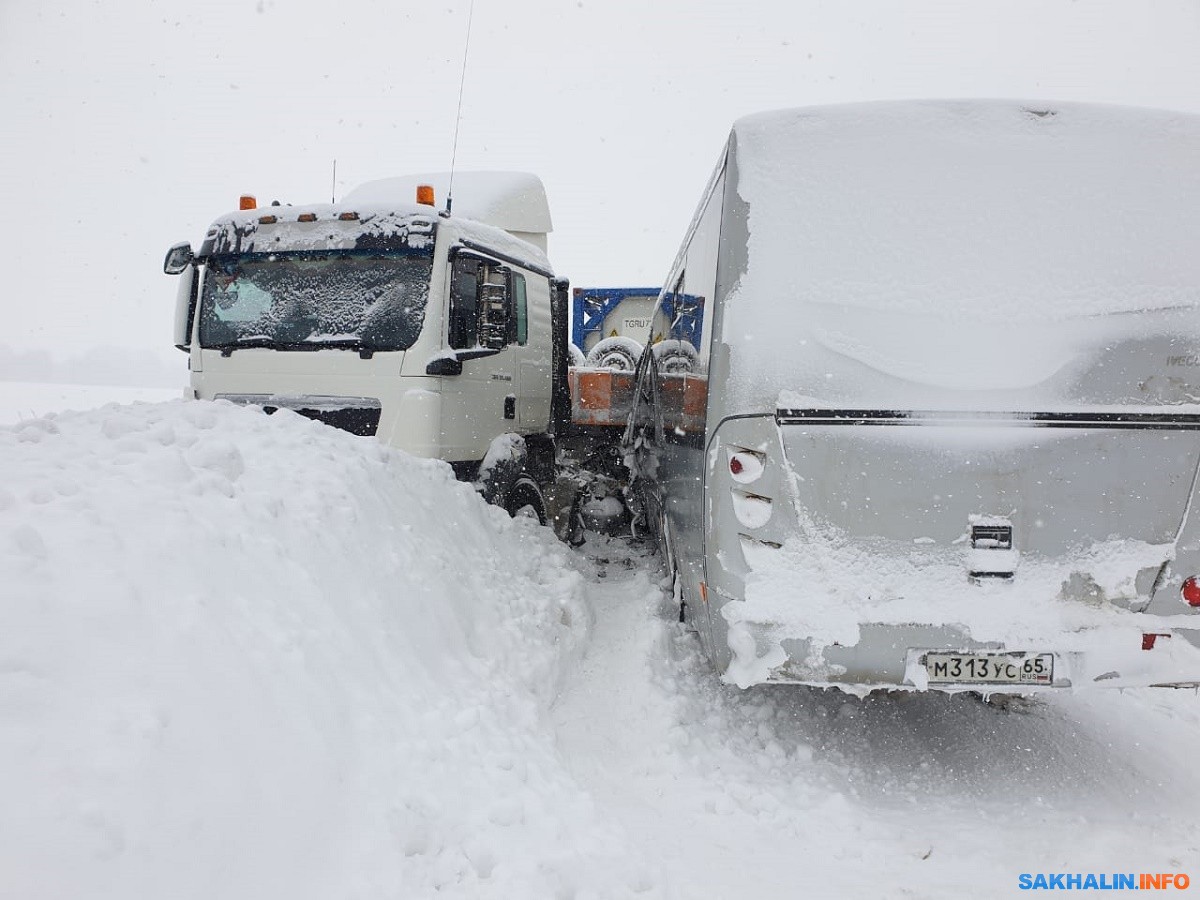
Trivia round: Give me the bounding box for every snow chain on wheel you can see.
[505,475,547,526]
[585,336,643,371]
[651,339,699,374]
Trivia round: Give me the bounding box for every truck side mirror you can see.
[164,242,194,275]
[426,354,463,376]
[172,263,199,351]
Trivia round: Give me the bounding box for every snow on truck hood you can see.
[721,100,1200,412]
[0,401,640,899]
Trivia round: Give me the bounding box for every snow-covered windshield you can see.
[198,248,433,351]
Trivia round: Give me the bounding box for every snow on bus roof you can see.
[728,99,1200,323]
[718,99,1200,411]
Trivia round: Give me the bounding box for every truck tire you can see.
[651,339,698,374]
[568,343,587,368]
[586,336,643,371]
[505,474,547,526]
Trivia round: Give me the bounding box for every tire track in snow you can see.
[553,538,934,898]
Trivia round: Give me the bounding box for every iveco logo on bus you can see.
[1167,355,1200,367]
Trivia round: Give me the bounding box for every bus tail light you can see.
[1181,576,1200,607]
[727,448,765,483]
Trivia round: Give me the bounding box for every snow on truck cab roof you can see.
[713,99,1200,414]
[345,171,553,253]
[199,171,553,273]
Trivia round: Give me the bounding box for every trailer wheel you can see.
[586,336,643,371]
[505,475,548,526]
[651,339,698,374]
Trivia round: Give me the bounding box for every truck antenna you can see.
[446,0,475,216]
[331,159,337,204]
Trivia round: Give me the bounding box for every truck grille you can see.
[283,405,381,436]
[216,394,382,437]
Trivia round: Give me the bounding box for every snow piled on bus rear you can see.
[724,525,1200,691]
[0,400,650,900]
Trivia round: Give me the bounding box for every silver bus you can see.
[626,100,1200,693]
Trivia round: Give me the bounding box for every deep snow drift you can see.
[0,400,649,899]
[3,396,1199,899]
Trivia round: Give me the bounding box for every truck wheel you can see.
[568,343,587,368]
[586,336,643,371]
[505,475,547,526]
[651,339,698,374]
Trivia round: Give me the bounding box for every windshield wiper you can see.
[205,337,288,357]
[208,338,330,357]
[206,338,392,358]
[303,339,391,359]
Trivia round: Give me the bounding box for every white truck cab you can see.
[165,173,571,514]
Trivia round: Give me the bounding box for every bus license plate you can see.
[924,652,1054,685]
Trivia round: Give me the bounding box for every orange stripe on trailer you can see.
[683,374,708,418]
[570,368,636,427]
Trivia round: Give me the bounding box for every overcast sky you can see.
[2,0,1198,365]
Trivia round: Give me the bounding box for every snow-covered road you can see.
[1,391,1197,899]
[558,537,1200,898]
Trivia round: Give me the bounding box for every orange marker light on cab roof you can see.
[239,194,257,211]
[416,184,435,206]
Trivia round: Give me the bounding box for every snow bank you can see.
[0,401,640,899]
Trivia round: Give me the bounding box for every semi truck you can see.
[164,172,590,529]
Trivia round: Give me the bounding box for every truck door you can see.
[439,252,519,463]
[511,271,553,429]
